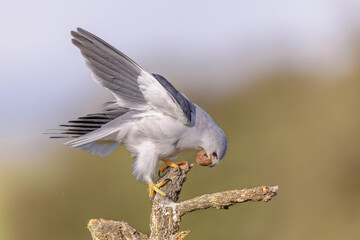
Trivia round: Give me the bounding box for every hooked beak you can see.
[209,162,216,168]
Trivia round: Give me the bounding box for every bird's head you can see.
[196,129,227,167]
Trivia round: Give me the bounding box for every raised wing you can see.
[71,28,194,125]
[71,28,146,109]
[138,72,195,125]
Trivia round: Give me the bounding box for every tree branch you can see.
[87,163,279,240]
[87,218,148,240]
[178,185,278,216]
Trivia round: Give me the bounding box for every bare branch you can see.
[87,219,148,240]
[86,163,279,240]
[149,164,193,240]
[178,185,278,216]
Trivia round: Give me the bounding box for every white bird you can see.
[53,28,227,198]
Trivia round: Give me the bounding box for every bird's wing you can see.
[71,28,146,110]
[137,72,195,126]
[71,28,195,125]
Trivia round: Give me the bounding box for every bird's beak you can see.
[208,162,216,168]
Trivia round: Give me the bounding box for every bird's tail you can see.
[71,141,120,157]
[47,104,131,156]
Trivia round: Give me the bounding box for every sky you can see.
[1,0,360,162]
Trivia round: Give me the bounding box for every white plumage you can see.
[54,28,227,189]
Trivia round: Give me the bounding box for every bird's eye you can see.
[212,152,218,158]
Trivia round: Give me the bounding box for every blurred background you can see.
[1,0,360,239]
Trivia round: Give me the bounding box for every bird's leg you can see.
[148,180,171,200]
[158,159,189,176]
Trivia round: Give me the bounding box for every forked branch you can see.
[88,164,278,240]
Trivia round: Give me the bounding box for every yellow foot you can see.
[158,159,189,176]
[148,180,171,200]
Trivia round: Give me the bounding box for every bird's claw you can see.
[158,169,163,177]
[159,159,189,176]
[148,178,173,200]
[177,166,182,175]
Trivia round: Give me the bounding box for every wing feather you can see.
[137,71,195,125]
[71,28,146,109]
[71,28,194,125]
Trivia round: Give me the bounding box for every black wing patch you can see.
[152,73,194,125]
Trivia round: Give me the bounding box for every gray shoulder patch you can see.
[152,73,194,125]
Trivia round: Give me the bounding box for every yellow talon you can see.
[148,181,169,199]
[159,159,189,174]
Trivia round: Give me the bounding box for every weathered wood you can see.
[149,164,192,240]
[178,185,278,216]
[87,218,148,240]
[87,163,279,240]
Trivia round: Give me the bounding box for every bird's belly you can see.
[122,114,198,159]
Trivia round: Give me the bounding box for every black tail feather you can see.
[48,106,129,139]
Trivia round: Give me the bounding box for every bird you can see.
[52,28,228,199]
